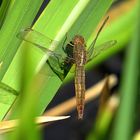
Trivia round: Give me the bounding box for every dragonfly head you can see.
[73,35,85,46]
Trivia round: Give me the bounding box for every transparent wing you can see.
[87,40,117,61]
[93,40,117,57]
[17,28,62,57]
[17,28,75,61]
[17,27,56,45]
[17,28,74,80]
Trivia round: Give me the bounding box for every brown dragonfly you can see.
[17,16,116,119]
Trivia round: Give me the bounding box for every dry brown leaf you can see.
[0,116,70,134]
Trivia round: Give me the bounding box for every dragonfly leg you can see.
[62,33,68,52]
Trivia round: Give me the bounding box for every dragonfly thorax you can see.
[73,35,85,46]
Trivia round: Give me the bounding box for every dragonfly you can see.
[17,16,117,119]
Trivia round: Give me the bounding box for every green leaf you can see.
[0,0,43,120]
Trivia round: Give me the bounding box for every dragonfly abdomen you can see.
[75,65,85,119]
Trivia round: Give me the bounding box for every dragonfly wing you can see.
[17,28,74,80]
[17,28,61,56]
[17,28,58,47]
[38,59,64,81]
[87,40,117,61]
[18,28,68,62]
